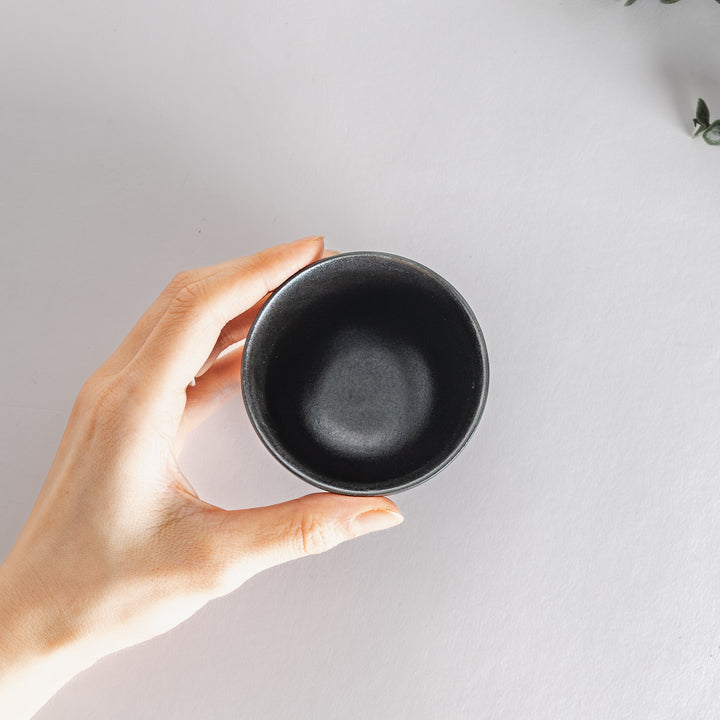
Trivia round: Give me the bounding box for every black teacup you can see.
[241,252,489,495]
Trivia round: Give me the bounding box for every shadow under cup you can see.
[241,252,489,495]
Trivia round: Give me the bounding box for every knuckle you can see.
[291,514,336,556]
[74,376,100,410]
[75,375,121,415]
[167,280,226,335]
[69,375,130,441]
[172,280,210,312]
[241,256,273,295]
[169,269,198,290]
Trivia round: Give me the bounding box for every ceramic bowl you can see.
[241,251,489,495]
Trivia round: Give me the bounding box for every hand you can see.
[0,236,403,719]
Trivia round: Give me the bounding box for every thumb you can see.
[210,493,403,591]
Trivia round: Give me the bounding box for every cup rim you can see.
[241,250,490,495]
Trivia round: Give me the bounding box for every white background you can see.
[3,1,720,718]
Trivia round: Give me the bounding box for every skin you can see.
[0,236,403,720]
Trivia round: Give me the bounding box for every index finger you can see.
[128,236,324,398]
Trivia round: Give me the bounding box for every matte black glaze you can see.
[241,252,489,495]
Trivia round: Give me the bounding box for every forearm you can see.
[0,553,100,720]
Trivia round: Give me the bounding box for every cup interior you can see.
[242,252,488,495]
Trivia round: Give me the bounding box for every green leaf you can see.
[624,0,637,5]
[659,0,681,3]
[696,98,711,127]
[702,121,720,145]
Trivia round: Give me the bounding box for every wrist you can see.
[0,553,102,719]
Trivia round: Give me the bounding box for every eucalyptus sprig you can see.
[693,98,720,145]
[625,0,720,4]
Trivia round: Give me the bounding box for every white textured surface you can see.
[3,1,720,718]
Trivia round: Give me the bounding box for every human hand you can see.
[0,236,403,719]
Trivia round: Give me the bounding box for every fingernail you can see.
[350,509,404,537]
[293,235,324,245]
